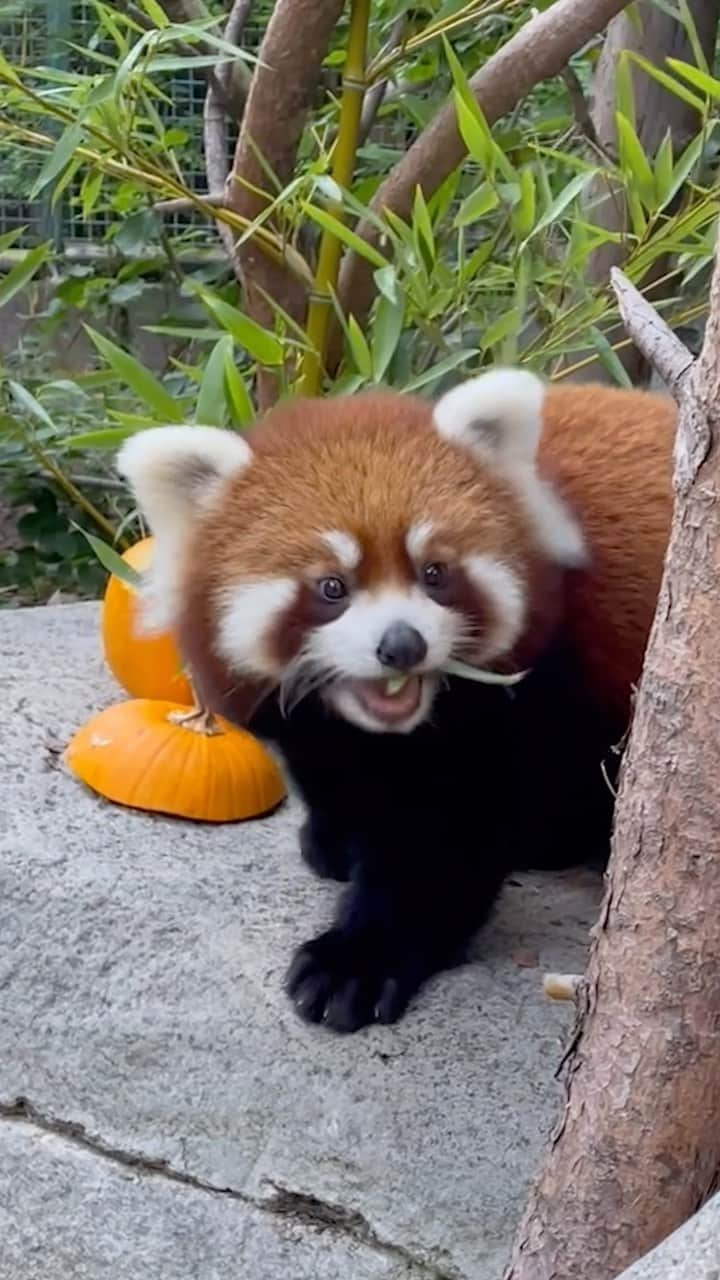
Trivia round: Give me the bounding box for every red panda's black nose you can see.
[376,623,428,671]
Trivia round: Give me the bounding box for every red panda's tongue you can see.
[349,676,422,724]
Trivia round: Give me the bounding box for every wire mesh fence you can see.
[0,0,271,249]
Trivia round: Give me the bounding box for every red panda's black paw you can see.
[298,814,353,882]
[285,931,416,1033]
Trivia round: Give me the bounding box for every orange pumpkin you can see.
[64,699,286,822]
[101,537,193,704]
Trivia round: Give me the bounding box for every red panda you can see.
[117,370,675,1033]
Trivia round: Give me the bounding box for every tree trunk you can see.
[570,0,720,384]
[225,0,343,410]
[505,240,720,1279]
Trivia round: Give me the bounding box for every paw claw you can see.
[285,932,417,1033]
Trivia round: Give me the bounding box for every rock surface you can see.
[616,1193,720,1280]
[0,601,605,1279]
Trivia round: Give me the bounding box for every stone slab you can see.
[615,1194,720,1280]
[0,602,604,1279]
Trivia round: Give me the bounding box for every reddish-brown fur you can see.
[179,382,675,726]
[539,384,674,712]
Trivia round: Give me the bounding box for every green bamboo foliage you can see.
[1,0,719,591]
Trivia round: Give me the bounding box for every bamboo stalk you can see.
[299,0,372,396]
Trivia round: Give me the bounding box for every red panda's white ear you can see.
[432,369,586,568]
[432,368,544,466]
[117,425,252,630]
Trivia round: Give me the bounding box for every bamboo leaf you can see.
[615,112,656,209]
[80,169,104,219]
[75,527,141,587]
[85,327,185,421]
[144,325,225,341]
[30,122,83,199]
[664,129,712,207]
[195,336,230,427]
[676,0,709,73]
[454,91,493,172]
[7,380,55,429]
[444,38,515,186]
[303,203,388,269]
[615,50,636,128]
[522,171,595,243]
[0,229,23,254]
[371,291,405,382]
[138,0,170,26]
[374,265,400,305]
[626,52,705,113]
[666,58,720,99]
[61,427,143,449]
[403,350,475,392]
[586,327,633,388]
[443,33,477,113]
[0,243,50,309]
[511,168,536,240]
[454,182,499,227]
[49,154,84,210]
[346,316,373,378]
[224,346,255,428]
[412,186,435,273]
[196,290,285,365]
[654,129,674,207]
[480,308,521,352]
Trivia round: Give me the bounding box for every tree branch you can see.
[504,223,720,1280]
[574,0,720,384]
[224,0,254,48]
[332,0,631,364]
[156,0,252,120]
[225,0,344,408]
[560,65,606,156]
[357,15,406,147]
[610,268,696,398]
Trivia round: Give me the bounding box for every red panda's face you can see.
[118,371,585,733]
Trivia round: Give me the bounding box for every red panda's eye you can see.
[422,562,449,591]
[318,576,348,603]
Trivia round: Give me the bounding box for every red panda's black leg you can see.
[286,842,507,1033]
[298,811,355,882]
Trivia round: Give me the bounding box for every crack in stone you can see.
[0,1097,458,1280]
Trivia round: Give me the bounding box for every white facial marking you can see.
[462,554,527,658]
[117,425,253,631]
[216,578,298,677]
[405,519,435,562]
[321,529,361,571]
[309,587,459,681]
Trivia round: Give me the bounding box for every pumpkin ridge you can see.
[123,714,180,807]
[172,717,206,817]
[246,744,265,811]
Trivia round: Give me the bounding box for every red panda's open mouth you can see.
[347,675,423,725]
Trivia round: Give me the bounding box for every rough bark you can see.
[504,239,720,1280]
[226,0,344,409]
[331,0,632,369]
[572,0,720,383]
